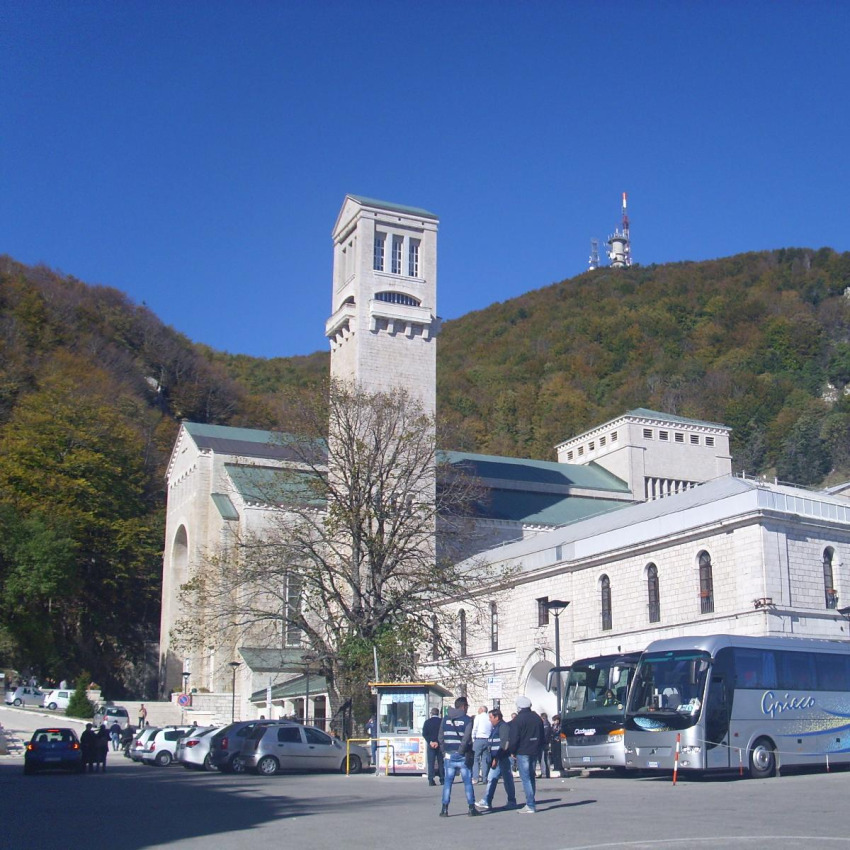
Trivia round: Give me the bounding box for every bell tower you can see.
[326,195,439,416]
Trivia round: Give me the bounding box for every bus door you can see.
[703,673,731,769]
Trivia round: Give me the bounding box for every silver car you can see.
[240,721,367,776]
[5,686,45,707]
[176,726,217,771]
[127,727,159,762]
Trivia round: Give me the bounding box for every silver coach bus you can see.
[559,651,642,771]
[624,634,850,778]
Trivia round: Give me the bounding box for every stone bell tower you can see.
[325,195,439,416]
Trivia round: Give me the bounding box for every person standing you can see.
[508,695,545,814]
[550,714,563,776]
[365,714,377,768]
[94,724,110,771]
[422,707,444,786]
[109,721,122,751]
[438,696,479,818]
[80,723,96,773]
[475,708,516,811]
[471,705,492,784]
[138,704,147,728]
[539,712,552,778]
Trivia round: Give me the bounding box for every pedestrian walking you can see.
[471,705,492,783]
[109,721,122,751]
[138,704,147,728]
[508,695,545,814]
[438,696,479,818]
[422,707,444,786]
[475,708,516,811]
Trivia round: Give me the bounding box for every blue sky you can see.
[3,1,849,359]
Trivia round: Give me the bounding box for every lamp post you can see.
[228,661,241,722]
[545,599,570,716]
[181,670,190,724]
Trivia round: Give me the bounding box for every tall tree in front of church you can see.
[173,380,502,715]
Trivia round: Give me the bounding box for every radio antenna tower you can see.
[588,238,600,271]
[606,192,632,268]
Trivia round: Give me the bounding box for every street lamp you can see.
[545,599,570,716]
[182,670,190,694]
[228,661,241,722]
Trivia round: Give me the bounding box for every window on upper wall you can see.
[490,602,499,652]
[643,429,653,439]
[610,431,618,442]
[659,430,669,441]
[537,596,550,626]
[675,432,684,443]
[284,573,302,646]
[600,436,606,447]
[373,233,385,271]
[647,563,660,623]
[375,291,420,306]
[391,235,403,274]
[699,551,714,614]
[706,436,715,447]
[601,575,612,630]
[408,239,420,277]
[459,609,467,657]
[690,434,700,445]
[824,547,838,609]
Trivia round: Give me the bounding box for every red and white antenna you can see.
[606,192,632,268]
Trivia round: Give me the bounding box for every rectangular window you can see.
[690,434,700,445]
[705,436,715,447]
[490,602,499,652]
[577,446,584,456]
[588,441,595,451]
[537,596,549,627]
[675,432,684,443]
[643,429,653,439]
[566,450,574,461]
[391,235,403,274]
[285,575,302,646]
[610,431,618,442]
[408,238,420,277]
[599,436,606,447]
[659,430,669,441]
[373,232,385,271]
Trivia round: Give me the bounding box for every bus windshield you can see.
[627,650,711,727]
[563,658,635,718]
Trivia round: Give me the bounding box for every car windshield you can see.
[627,649,710,727]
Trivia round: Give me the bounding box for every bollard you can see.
[738,748,743,776]
[672,732,680,786]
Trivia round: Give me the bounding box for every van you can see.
[93,704,130,730]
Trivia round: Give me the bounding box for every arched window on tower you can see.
[374,291,421,307]
[647,563,660,623]
[698,551,714,614]
[600,575,612,631]
[824,547,838,609]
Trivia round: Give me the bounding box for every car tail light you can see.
[26,743,36,751]
[149,742,156,751]
[71,742,80,750]
[186,740,200,747]
[221,737,229,751]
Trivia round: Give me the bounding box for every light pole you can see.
[181,670,190,724]
[229,661,240,722]
[545,599,570,716]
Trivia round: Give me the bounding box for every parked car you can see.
[240,721,367,776]
[93,704,130,730]
[127,726,159,762]
[209,720,274,773]
[176,725,217,771]
[24,727,84,774]
[5,686,45,707]
[42,689,72,711]
[139,725,193,766]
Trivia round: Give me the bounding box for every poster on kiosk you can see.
[371,682,452,775]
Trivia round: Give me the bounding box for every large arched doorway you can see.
[524,659,557,717]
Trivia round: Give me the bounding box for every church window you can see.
[375,291,420,306]
[610,431,618,442]
[391,235,403,274]
[675,432,684,443]
[824,547,838,609]
[698,551,714,614]
[577,446,584,456]
[537,596,549,626]
[373,232,385,271]
[408,239,420,277]
[459,609,467,657]
[647,563,660,623]
[601,575,612,630]
[600,436,606,447]
[490,602,499,652]
[690,434,700,445]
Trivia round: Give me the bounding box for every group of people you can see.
[79,721,131,771]
[422,694,556,817]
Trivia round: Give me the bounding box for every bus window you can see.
[815,653,850,690]
[777,651,816,691]
[733,648,777,689]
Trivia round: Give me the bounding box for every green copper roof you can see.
[348,194,438,220]
[483,490,629,526]
[625,408,730,431]
[225,464,324,506]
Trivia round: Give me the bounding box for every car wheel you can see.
[48,702,58,711]
[155,751,172,767]
[342,754,362,774]
[749,737,776,779]
[230,755,246,774]
[13,698,22,706]
[256,756,279,776]
[202,754,213,771]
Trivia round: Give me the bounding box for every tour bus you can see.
[558,651,642,771]
[624,634,850,778]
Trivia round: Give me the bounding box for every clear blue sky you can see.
[3,1,849,359]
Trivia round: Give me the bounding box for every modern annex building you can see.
[159,196,850,722]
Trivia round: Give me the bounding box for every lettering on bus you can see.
[760,691,816,719]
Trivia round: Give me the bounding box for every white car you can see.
[42,689,72,711]
[176,726,218,770]
[5,686,45,707]
[139,725,193,766]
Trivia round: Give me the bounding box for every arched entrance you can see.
[524,659,557,717]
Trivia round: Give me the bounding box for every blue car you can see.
[24,728,84,775]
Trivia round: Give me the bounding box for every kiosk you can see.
[370,681,452,775]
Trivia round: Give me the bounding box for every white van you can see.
[42,689,73,711]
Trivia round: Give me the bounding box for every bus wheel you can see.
[749,738,776,779]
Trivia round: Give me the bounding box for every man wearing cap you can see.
[437,696,479,818]
[508,695,545,813]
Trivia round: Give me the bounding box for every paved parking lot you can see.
[2,706,848,850]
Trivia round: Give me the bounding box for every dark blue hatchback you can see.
[24,728,84,775]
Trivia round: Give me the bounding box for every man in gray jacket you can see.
[438,696,479,818]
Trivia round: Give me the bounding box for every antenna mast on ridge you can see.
[588,238,600,271]
[606,192,632,268]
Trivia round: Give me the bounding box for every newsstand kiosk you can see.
[370,681,452,775]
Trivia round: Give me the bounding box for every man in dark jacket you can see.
[422,707,444,786]
[508,695,545,813]
[437,696,479,818]
[475,708,516,811]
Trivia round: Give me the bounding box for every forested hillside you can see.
[3,246,850,692]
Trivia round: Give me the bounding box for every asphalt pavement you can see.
[2,705,849,850]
